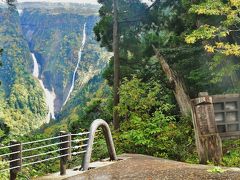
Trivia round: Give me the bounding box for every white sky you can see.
[18,0,99,4]
[17,0,151,5]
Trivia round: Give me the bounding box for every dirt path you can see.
[65,154,240,180]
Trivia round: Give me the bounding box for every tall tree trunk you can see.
[113,0,120,130]
[153,45,191,116]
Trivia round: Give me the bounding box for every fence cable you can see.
[71,138,89,143]
[71,132,90,136]
[0,165,21,173]
[22,134,70,146]
[22,147,70,160]
[22,154,69,167]
[72,150,86,156]
[22,140,70,153]
[0,144,21,150]
[0,130,95,173]
[0,151,21,158]
[5,158,21,164]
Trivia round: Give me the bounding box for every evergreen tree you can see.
[95,0,218,116]
[113,0,120,130]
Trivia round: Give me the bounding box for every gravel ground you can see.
[65,154,240,180]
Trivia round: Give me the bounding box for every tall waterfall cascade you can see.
[63,23,87,106]
[17,9,23,16]
[31,53,56,123]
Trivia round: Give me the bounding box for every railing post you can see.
[59,131,71,176]
[68,133,72,161]
[10,140,22,180]
[80,138,88,170]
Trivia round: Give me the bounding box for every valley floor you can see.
[38,154,240,180]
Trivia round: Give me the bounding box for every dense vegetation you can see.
[0,6,48,135]
[0,3,109,136]
[56,0,240,168]
[20,4,110,112]
[1,0,240,179]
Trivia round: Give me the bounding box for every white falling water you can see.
[32,54,39,78]
[63,23,87,106]
[31,53,56,123]
[17,9,23,16]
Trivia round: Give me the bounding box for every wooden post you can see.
[80,137,89,170]
[10,140,22,180]
[59,131,71,176]
[191,92,223,164]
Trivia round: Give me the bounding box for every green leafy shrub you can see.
[0,161,9,180]
[221,139,240,167]
[67,82,113,133]
[115,110,196,161]
[114,77,196,161]
[207,166,225,174]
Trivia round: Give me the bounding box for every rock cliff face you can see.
[0,3,109,134]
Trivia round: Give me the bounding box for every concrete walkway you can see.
[38,154,240,180]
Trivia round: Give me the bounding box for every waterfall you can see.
[17,9,23,16]
[32,54,39,78]
[63,23,87,106]
[31,53,56,122]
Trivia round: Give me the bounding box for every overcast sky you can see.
[17,0,151,5]
[18,0,99,4]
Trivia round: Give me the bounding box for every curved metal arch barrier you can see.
[82,119,117,171]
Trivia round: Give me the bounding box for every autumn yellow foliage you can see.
[186,0,240,56]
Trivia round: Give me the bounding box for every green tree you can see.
[185,0,240,87]
[115,77,195,160]
[95,0,149,127]
[113,0,120,130]
[95,0,221,116]
[6,0,17,6]
[186,0,240,56]
[0,49,9,142]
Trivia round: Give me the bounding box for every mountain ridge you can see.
[0,3,110,135]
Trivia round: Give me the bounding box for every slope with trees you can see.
[0,4,48,135]
[56,0,240,167]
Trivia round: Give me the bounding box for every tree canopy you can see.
[186,0,240,57]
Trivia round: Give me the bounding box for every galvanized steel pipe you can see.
[82,119,117,171]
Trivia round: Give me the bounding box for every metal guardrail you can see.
[82,119,117,170]
[0,132,89,179]
[0,119,117,179]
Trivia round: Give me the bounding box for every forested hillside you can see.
[54,0,240,132]
[0,4,47,135]
[0,2,110,135]
[46,0,240,167]
[1,0,240,179]
[20,3,110,113]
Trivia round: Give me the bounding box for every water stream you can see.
[17,9,23,16]
[31,53,56,123]
[63,23,87,106]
